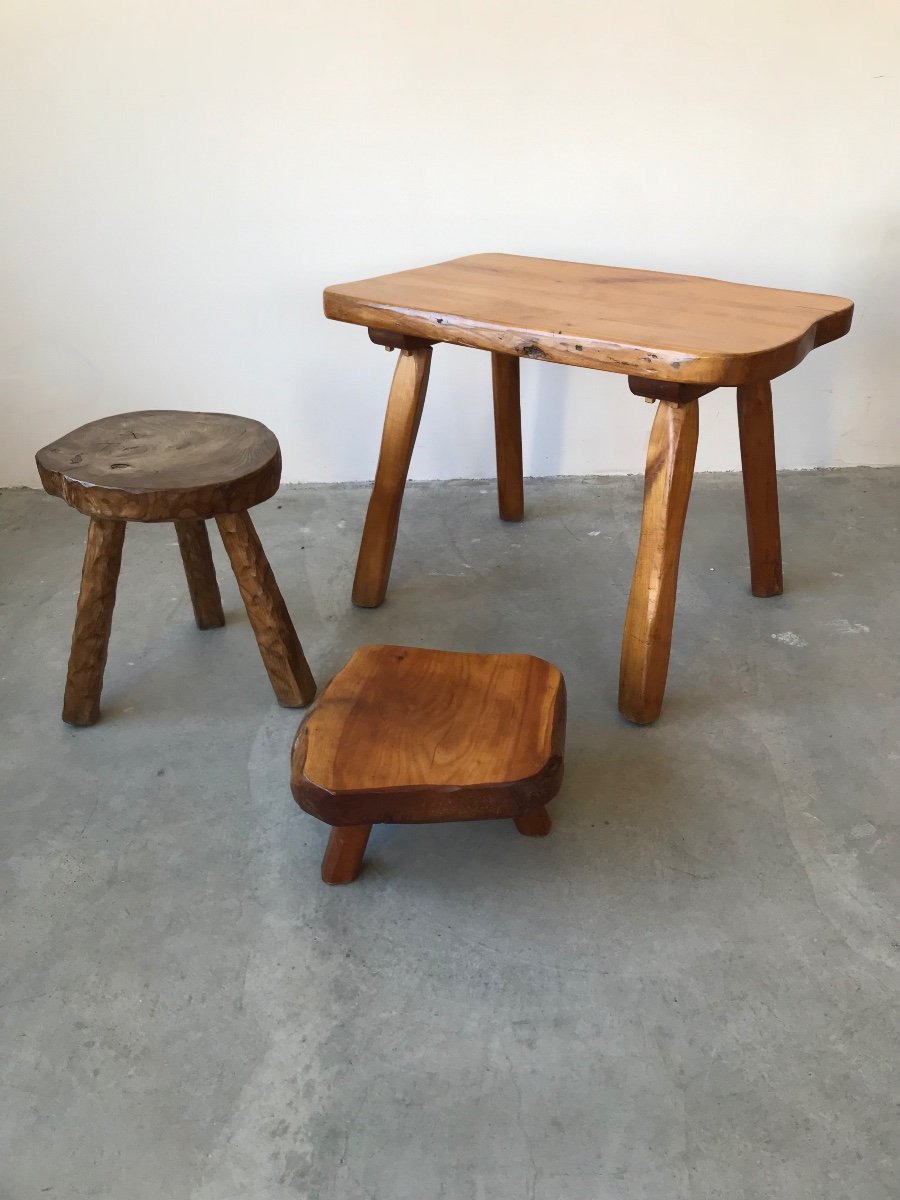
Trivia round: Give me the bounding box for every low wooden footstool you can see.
[36,410,316,726]
[291,644,566,883]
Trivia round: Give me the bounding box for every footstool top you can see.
[36,410,280,521]
[324,252,854,386]
[292,644,566,826]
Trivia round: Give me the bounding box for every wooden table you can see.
[324,254,853,724]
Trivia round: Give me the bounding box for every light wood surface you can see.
[737,382,783,597]
[291,644,566,828]
[330,253,853,723]
[325,253,853,386]
[63,517,126,726]
[175,519,225,630]
[352,345,432,607]
[36,410,281,522]
[492,352,525,521]
[216,511,316,708]
[619,398,699,724]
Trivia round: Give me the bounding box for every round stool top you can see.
[36,410,281,521]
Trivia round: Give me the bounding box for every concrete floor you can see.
[2,469,900,1200]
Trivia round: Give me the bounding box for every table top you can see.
[324,253,853,386]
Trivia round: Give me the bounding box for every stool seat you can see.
[291,644,566,882]
[36,410,280,521]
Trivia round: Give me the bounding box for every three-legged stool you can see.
[36,409,316,725]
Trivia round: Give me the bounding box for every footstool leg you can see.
[619,399,699,724]
[737,381,783,598]
[321,825,372,884]
[63,516,126,726]
[515,807,552,836]
[492,352,524,521]
[215,511,316,707]
[175,519,225,629]
[352,345,432,607]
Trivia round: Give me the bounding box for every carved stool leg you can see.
[514,807,552,837]
[175,519,225,629]
[215,511,316,707]
[737,381,783,598]
[618,399,699,724]
[492,351,524,521]
[321,825,372,884]
[352,345,432,607]
[63,516,126,726]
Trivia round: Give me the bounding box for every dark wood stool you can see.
[36,410,316,726]
[291,644,566,883]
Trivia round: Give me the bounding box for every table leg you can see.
[352,345,432,607]
[618,399,699,724]
[492,352,524,521]
[737,381,783,597]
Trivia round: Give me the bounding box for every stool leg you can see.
[618,398,699,725]
[321,825,372,884]
[492,351,524,521]
[352,345,432,607]
[63,516,126,726]
[514,807,552,836]
[175,519,225,629]
[737,381,783,598]
[215,511,316,707]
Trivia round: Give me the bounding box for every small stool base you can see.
[293,645,566,884]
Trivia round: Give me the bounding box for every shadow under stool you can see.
[36,409,316,725]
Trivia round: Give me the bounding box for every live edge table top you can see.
[324,253,853,387]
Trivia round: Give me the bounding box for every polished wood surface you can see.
[175,519,225,630]
[292,643,566,822]
[216,511,316,708]
[62,517,125,726]
[321,825,372,885]
[36,410,281,521]
[492,352,525,521]
[326,253,853,386]
[737,382,783,597]
[619,398,699,724]
[329,254,853,723]
[42,412,314,724]
[352,346,432,607]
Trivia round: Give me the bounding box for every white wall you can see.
[2,0,898,487]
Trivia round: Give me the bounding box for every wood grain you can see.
[352,346,432,607]
[325,253,854,386]
[36,410,281,521]
[175,519,225,629]
[215,511,316,708]
[737,382,783,597]
[618,399,699,724]
[492,352,524,521]
[291,644,566,827]
[321,825,372,885]
[63,517,126,726]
